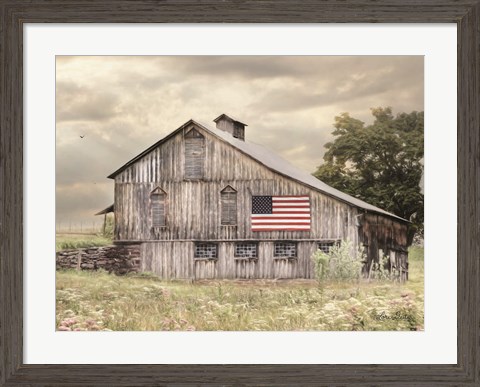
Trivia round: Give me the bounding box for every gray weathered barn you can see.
[105,114,409,280]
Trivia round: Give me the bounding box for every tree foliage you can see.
[313,107,424,243]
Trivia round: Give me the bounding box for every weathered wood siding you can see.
[114,180,359,243]
[184,128,205,179]
[114,122,408,279]
[359,213,409,278]
[220,186,237,225]
[114,124,360,244]
[141,241,318,279]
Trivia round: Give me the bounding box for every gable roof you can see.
[108,119,408,222]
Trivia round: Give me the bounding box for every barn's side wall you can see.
[359,214,409,279]
[140,241,318,279]
[114,125,360,244]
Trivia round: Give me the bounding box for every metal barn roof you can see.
[108,119,408,222]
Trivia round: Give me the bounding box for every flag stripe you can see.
[252,225,311,230]
[252,220,311,224]
[272,196,309,200]
[272,211,310,214]
[272,201,309,207]
[272,205,308,207]
[252,214,310,220]
[252,224,311,227]
[252,222,310,227]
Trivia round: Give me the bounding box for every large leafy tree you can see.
[313,107,424,244]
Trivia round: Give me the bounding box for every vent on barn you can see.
[184,128,205,179]
[194,243,218,259]
[235,242,258,258]
[221,185,237,225]
[317,240,340,254]
[274,242,297,258]
[150,187,166,227]
[213,114,247,141]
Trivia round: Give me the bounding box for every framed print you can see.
[1,1,479,385]
[29,26,453,365]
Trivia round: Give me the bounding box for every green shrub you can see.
[368,254,411,282]
[311,240,364,282]
[368,255,392,281]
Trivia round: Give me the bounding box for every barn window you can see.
[221,186,237,225]
[317,241,339,254]
[233,123,244,140]
[274,242,297,258]
[235,242,258,258]
[150,187,166,227]
[194,243,218,259]
[184,128,205,180]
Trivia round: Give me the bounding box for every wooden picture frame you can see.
[1,1,478,385]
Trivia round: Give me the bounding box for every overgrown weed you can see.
[56,247,423,331]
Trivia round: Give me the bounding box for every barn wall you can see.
[114,180,359,243]
[114,124,359,245]
[140,241,318,279]
[359,214,409,279]
[113,122,409,280]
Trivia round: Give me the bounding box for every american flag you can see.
[251,195,311,231]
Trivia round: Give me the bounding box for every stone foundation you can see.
[56,244,140,275]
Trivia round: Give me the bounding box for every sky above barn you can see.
[56,56,424,228]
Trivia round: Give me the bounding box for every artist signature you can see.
[371,310,410,321]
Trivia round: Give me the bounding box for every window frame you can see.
[194,242,218,260]
[184,127,205,180]
[150,187,167,228]
[234,242,259,260]
[220,185,237,226]
[273,241,298,259]
[316,240,340,254]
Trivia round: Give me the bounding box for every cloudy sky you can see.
[56,56,423,229]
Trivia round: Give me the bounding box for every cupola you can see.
[213,114,247,141]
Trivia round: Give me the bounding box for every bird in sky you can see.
[80,135,85,139]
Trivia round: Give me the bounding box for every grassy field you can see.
[56,233,112,252]
[56,246,424,331]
